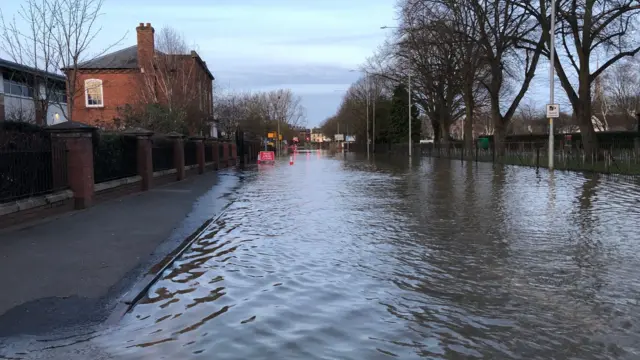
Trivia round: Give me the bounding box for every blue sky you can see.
[2,0,398,127]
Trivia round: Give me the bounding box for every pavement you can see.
[0,169,242,338]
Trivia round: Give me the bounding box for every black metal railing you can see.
[219,143,226,159]
[184,140,198,166]
[0,129,68,203]
[152,137,175,172]
[204,142,213,162]
[419,140,640,176]
[93,133,138,183]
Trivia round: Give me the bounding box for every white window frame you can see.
[84,78,104,108]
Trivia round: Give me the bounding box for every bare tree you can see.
[0,0,61,125]
[214,89,307,141]
[469,0,546,155]
[521,0,640,153]
[605,60,640,130]
[52,0,125,122]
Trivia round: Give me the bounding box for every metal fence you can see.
[93,133,138,183]
[219,143,226,159]
[420,141,640,176]
[204,142,213,163]
[184,140,198,166]
[152,137,175,172]
[0,129,68,203]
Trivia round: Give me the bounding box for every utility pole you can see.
[276,95,281,157]
[408,72,412,157]
[548,0,556,170]
[366,74,370,158]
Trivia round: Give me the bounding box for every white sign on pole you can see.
[334,134,344,141]
[546,104,560,118]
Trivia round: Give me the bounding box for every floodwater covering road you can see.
[2,151,640,359]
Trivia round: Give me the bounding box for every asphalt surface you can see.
[0,169,241,338]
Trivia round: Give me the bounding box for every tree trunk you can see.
[463,91,474,159]
[576,102,598,156]
[441,120,450,156]
[577,66,598,155]
[493,117,506,159]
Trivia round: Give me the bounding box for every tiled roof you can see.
[74,46,214,80]
[76,45,139,69]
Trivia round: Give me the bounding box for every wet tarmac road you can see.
[2,152,640,359]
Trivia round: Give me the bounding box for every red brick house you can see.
[65,23,214,133]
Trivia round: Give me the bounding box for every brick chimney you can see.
[136,22,154,73]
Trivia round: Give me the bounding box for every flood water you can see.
[3,151,640,359]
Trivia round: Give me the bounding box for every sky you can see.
[1,0,398,127]
[1,0,565,128]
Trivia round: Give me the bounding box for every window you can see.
[3,80,33,98]
[84,79,103,107]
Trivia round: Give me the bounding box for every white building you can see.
[0,58,68,126]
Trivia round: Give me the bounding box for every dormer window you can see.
[85,79,103,107]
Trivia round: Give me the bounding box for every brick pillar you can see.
[124,128,154,191]
[191,136,205,174]
[219,142,228,168]
[167,132,185,180]
[222,142,230,168]
[48,121,96,209]
[231,143,238,166]
[211,140,219,170]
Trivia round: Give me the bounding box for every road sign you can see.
[293,137,299,142]
[334,134,344,141]
[345,135,356,143]
[267,132,276,139]
[258,151,275,163]
[546,104,559,118]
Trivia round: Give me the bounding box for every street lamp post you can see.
[548,0,556,170]
[408,72,412,157]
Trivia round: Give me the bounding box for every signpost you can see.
[257,151,275,165]
[546,104,559,118]
[334,134,344,141]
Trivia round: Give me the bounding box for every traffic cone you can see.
[289,156,294,165]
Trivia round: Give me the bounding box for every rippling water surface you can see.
[4,152,640,359]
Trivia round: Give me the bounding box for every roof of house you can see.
[76,46,215,80]
[76,45,139,69]
[0,57,66,82]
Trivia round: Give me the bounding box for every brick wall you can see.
[94,181,142,205]
[70,70,142,127]
[153,172,177,187]
[136,23,154,75]
[0,198,74,229]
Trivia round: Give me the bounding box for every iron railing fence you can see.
[93,133,138,183]
[0,128,68,203]
[184,140,198,166]
[152,137,175,172]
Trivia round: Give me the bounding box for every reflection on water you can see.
[3,154,640,359]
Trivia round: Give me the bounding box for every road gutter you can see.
[106,203,232,325]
